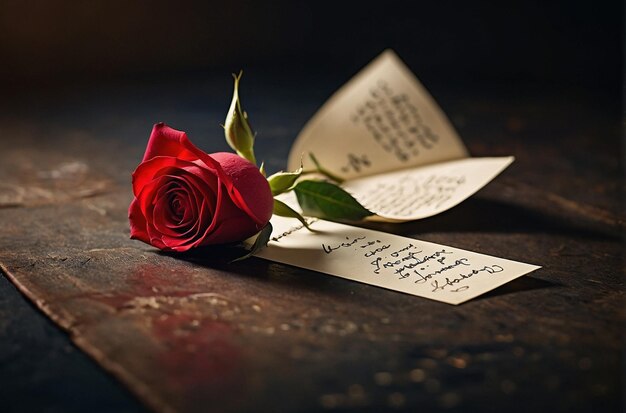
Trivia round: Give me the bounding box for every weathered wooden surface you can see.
[0,78,622,412]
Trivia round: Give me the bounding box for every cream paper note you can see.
[288,49,512,221]
[252,50,540,304]
[343,157,513,221]
[255,215,540,305]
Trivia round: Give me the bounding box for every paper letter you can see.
[288,50,469,179]
[255,215,540,305]
[344,157,514,221]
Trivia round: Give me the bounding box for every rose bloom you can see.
[129,123,273,252]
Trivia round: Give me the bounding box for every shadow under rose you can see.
[150,192,596,304]
[156,245,380,300]
[157,242,557,306]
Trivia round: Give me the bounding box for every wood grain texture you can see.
[0,78,622,413]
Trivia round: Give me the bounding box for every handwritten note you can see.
[253,50,541,304]
[350,79,442,164]
[344,157,514,221]
[287,50,512,221]
[256,215,540,305]
[288,49,469,180]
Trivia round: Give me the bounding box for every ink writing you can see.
[431,264,504,293]
[348,173,466,219]
[340,153,372,174]
[351,80,440,163]
[272,218,317,242]
[322,236,367,254]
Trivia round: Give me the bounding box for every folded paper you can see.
[254,50,540,304]
[288,49,512,221]
[343,156,513,221]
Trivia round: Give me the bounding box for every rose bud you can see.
[223,71,257,165]
[128,123,273,252]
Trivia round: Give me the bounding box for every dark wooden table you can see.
[0,73,622,413]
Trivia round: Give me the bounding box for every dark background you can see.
[0,1,622,413]
[0,1,621,93]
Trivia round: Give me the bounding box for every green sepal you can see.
[231,222,273,262]
[273,198,312,230]
[267,164,303,196]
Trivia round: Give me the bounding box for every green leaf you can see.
[231,222,273,262]
[224,71,257,165]
[293,180,373,221]
[273,198,312,230]
[267,165,303,196]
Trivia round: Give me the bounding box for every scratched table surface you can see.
[0,73,622,413]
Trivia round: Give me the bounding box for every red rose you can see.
[129,123,273,252]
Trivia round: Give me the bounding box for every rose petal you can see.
[165,188,193,229]
[130,125,273,251]
[132,157,196,197]
[151,179,201,247]
[178,171,217,217]
[155,172,220,251]
[199,213,258,245]
[209,152,273,228]
[142,124,234,191]
[152,182,196,237]
[128,197,150,243]
[142,123,198,163]
[196,185,259,245]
